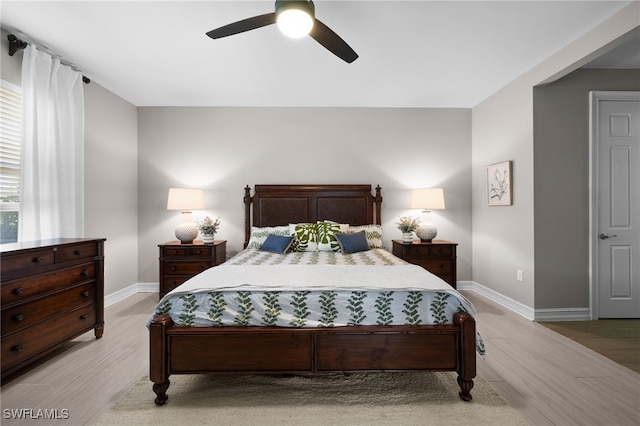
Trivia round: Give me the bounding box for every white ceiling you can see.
[1,1,636,108]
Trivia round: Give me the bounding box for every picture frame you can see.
[486,161,512,206]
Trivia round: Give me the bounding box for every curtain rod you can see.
[7,34,91,84]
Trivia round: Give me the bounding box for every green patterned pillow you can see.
[316,221,348,252]
[289,223,318,252]
[247,226,291,249]
[347,224,384,248]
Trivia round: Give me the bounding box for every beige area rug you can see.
[94,372,526,425]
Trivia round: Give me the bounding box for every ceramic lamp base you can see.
[175,222,198,244]
[416,223,437,242]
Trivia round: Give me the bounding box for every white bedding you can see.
[150,248,485,356]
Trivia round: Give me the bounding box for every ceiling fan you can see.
[206,0,358,64]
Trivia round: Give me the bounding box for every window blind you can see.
[0,80,22,212]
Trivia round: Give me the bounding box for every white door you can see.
[591,91,640,318]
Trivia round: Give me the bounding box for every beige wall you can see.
[84,82,139,295]
[1,29,139,296]
[137,107,473,283]
[533,68,640,310]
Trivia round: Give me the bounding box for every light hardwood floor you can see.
[1,291,638,425]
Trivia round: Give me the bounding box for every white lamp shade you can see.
[411,188,445,210]
[167,188,205,211]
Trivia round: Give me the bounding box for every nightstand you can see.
[158,240,226,298]
[392,239,457,288]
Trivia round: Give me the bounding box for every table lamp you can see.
[411,188,445,242]
[167,188,205,244]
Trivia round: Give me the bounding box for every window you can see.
[0,80,22,243]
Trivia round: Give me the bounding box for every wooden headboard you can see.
[244,184,382,248]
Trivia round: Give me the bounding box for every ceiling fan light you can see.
[275,1,315,38]
[277,9,314,38]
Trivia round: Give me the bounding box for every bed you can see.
[149,184,480,405]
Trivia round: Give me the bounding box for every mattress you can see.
[150,249,485,355]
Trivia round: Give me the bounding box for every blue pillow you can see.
[335,231,370,254]
[260,234,295,254]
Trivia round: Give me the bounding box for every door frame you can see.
[589,90,639,320]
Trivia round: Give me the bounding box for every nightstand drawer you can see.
[162,246,213,258]
[164,261,211,276]
[416,259,452,275]
[403,244,453,258]
[158,240,227,299]
[162,276,190,293]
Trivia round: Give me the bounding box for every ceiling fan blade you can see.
[309,19,358,63]
[206,13,276,39]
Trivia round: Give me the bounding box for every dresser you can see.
[158,240,226,298]
[392,239,458,288]
[1,238,105,379]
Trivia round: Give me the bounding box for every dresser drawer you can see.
[164,261,211,276]
[1,282,95,336]
[162,246,213,258]
[1,263,95,306]
[1,248,56,277]
[56,242,99,263]
[1,304,96,372]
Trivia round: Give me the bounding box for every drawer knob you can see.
[80,314,90,320]
[74,250,81,255]
[13,314,25,322]
[81,290,90,297]
[33,257,44,263]
[194,250,201,255]
[170,266,176,271]
[13,287,24,295]
[11,345,24,353]
[81,269,90,276]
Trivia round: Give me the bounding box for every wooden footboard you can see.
[149,312,476,405]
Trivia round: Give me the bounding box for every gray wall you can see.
[1,29,139,296]
[137,107,472,283]
[533,68,640,309]
[471,3,639,314]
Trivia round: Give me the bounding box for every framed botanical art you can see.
[486,161,512,206]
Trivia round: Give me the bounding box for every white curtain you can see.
[19,45,84,242]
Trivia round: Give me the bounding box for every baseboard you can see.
[533,308,591,322]
[459,280,535,320]
[459,281,590,322]
[105,282,158,308]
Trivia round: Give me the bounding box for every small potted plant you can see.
[198,216,220,244]
[396,216,420,243]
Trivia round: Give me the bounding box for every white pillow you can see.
[347,224,383,249]
[246,226,291,249]
[317,221,349,252]
[289,223,318,252]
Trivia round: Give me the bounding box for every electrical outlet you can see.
[517,270,524,282]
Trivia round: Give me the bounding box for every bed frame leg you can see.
[454,312,476,401]
[150,314,173,406]
[457,376,474,401]
[153,379,170,406]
